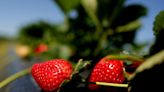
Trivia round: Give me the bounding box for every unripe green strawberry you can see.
[31,59,73,91]
[89,58,125,90]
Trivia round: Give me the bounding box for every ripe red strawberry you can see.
[89,58,125,90]
[31,59,73,91]
[34,43,48,54]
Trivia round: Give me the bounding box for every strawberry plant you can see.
[0,0,163,92]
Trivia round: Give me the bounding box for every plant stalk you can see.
[0,67,31,88]
[96,82,128,87]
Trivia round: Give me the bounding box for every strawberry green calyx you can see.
[72,59,91,75]
[59,59,91,92]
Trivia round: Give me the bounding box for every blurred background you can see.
[0,0,163,91]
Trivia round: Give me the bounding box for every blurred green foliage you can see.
[17,0,147,62]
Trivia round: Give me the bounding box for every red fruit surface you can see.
[31,59,73,91]
[89,59,125,90]
[34,43,48,54]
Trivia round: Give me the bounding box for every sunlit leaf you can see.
[81,0,97,14]
[149,11,164,55]
[153,11,164,36]
[81,0,101,34]
[116,20,141,33]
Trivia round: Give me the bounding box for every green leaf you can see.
[149,11,164,55]
[81,0,102,38]
[153,11,164,36]
[97,0,125,25]
[54,0,80,13]
[81,0,97,14]
[113,4,147,27]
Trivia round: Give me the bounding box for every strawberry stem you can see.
[105,54,144,62]
[96,82,128,87]
[0,67,31,88]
